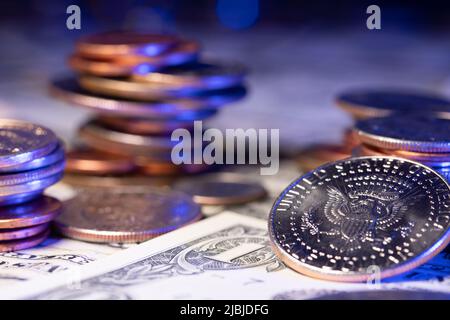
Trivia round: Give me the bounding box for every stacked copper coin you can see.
[0,119,65,251]
[354,115,450,181]
[50,31,247,177]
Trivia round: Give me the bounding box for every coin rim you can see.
[0,119,58,168]
[268,156,450,282]
[53,188,202,243]
[0,223,50,241]
[354,118,450,153]
[0,196,62,229]
[0,229,50,252]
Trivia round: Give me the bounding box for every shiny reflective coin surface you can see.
[66,148,135,175]
[0,160,65,187]
[355,116,450,153]
[0,223,49,241]
[343,128,360,148]
[336,89,450,119]
[132,61,246,91]
[75,31,179,59]
[0,173,64,204]
[0,142,65,173]
[79,119,177,152]
[175,175,267,205]
[0,196,61,229]
[97,116,194,135]
[68,54,135,77]
[357,143,450,167]
[0,119,58,169]
[79,75,246,101]
[54,186,202,243]
[269,156,450,282]
[0,190,44,206]
[69,40,199,77]
[0,229,50,252]
[50,77,222,118]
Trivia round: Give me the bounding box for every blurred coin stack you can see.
[353,115,450,181]
[0,119,65,251]
[296,88,450,173]
[50,31,247,178]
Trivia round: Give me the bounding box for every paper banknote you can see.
[0,183,132,287]
[1,212,448,300]
[0,238,123,287]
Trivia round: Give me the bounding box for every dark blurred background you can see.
[0,1,449,151]
[1,0,450,31]
[0,0,450,31]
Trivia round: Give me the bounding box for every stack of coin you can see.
[50,31,247,177]
[353,115,450,181]
[0,119,65,251]
[297,88,450,173]
[335,88,450,120]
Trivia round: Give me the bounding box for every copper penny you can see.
[69,40,199,77]
[75,31,179,59]
[0,223,49,241]
[135,158,182,176]
[0,229,50,252]
[98,116,194,135]
[78,120,178,156]
[296,144,352,172]
[53,186,202,243]
[0,196,61,229]
[49,77,234,115]
[66,148,135,175]
[343,128,360,148]
[68,54,133,77]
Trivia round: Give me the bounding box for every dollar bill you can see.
[0,212,448,300]
[0,237,125,287]
[0,183,134,287]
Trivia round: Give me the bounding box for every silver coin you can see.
[0,119,58,169]
[269,156,450,282]
[0,142,65,173]
[336,88,450,117]
[0,160,65,187]
[0,173,64,198]
[355,115,450,153]
[0,190,44,206]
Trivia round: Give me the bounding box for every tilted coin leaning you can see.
[269,156,450,282]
